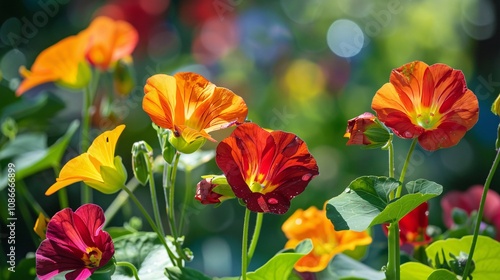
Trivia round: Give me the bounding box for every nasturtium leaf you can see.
[426,235,500,279]
[111,232,177,279]
[400,262,456,280]
[406,179,442,195]
[0,132,47,160]
[165,267,212,280]
[326,176,399,231]
[0,120,79,190]
[245,252,308,280]
[317,253,385,280]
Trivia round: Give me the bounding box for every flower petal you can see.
[87,125,125,167]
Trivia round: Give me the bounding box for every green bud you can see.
[451,208,468,226]
[131,141,153,185]
[162,130,176,164]
[113,57,135,97]
[1,117,17,141]
[491,93,500,116]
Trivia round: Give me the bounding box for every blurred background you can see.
[1,0,500,277]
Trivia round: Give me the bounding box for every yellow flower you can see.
[45,125,127,195]
[282,205,372,272]
[33,213,50,239]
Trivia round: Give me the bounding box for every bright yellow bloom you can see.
[45,125,127,195]
[33,212,50,239]
[142,72,248,153]
[282,205,372,272]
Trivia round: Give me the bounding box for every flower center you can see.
[81,246,103,268]
[415,109,441,129]
[313,239,337,256]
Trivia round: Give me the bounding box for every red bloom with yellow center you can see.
[35,204,114,280]
[215,123,319,214]
[282,205,372,272]
[142,72,248,153]
[372,61,479,151]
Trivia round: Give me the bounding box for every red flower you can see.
[441,185,500,240]
[215,123,319,214]
[372,61,479,151]
[383,202,431,246]
[36,204,114,280]
[195,176,235,204]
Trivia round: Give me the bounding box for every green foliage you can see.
[400,262,456,280]
[317,254,385,280]
[326,176,442,231]
[0,120,79,190]
[245,252,305,280]
[111,232,176,279]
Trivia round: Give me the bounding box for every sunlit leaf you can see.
[177,149,216,171]
[316,253,385,280]
[400,262,456,280]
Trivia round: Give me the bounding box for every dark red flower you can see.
[383,202,431,246]
[195,176,234,204]
[36,204,114,280]
[344,112,390,148]
[215,123,319,214]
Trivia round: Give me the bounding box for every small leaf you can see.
[400,262,456,280]
[246,252,306,280]
[326,176,399,231]
[165,267,212,280]
[111,232,177,279]
[406,179,443,195]
[317,253,385,280]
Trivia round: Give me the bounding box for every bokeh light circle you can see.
[1,48,26,81]
[326,19,364,58]
[461,0,496,40]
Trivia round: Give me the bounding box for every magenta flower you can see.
[36,204,114,280]
[441,185,500,240]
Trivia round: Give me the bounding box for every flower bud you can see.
[491,93,500,116]
[1,117,17,141]
[195,175,235,204]
[113,56,135,97]
[344,112,391,149]
[33,212,50,239]
[131,141,153,185]
[451,207,468,226]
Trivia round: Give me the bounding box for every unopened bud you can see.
[131,141,153,185]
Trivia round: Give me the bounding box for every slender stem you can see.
[103,177,139,227]
[387,138,395,200]
[149,166,165,237]
[120,184,180,266]
[396,138,418,198]
[16,179,47,217]
[168,152,181,239]
[386,222,400,280]
[81,84,93,204]
[16,180,39,246]
[116,261,140,280]
[241,208,251,280]
[247,212,263,263]
[52,165,68,209]
[179,167,192,233]
[463,148,500,279]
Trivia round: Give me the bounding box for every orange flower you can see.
[16,16,138,96]
[16,35,91,96]
[82,16,138,71]
[372,61,479,151]
[282,205,372,272]
[142,72,248,153]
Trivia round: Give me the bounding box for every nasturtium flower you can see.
[82,16,139,71]
[441,185,500,240]
[215,123,319,214]
[45,125,127,195]
[195,175,235,205]
[383,202,431,246]
[16,35,91,96]
[344,112,391,148]
[142,72,248,154]
[282,205,372,272]
[36,204,114,280]
[372,61,479,151]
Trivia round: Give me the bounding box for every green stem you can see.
[103,177,139,227]
[179,167,192,233]
[149,165,165,237]
[116,261,140,280]
[167,152,181,239]
[15,180,39,246]
[386,222,400,280]
[81,83,93,204]
[120,184,180,267]
[247,212,263,263]
[396,138,418,198]
[52,165,68,209]
[387,136,395,200]
[463,147,500,279]
[241,208,251,280]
